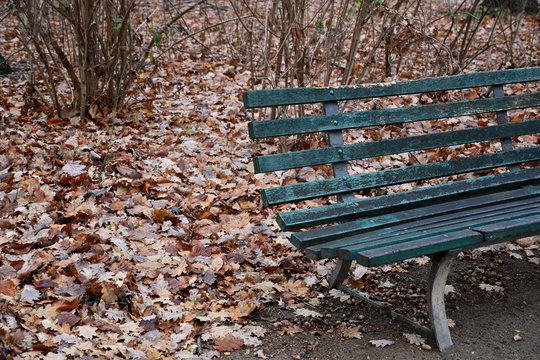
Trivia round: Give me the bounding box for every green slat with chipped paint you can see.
[356,214,540,266]
[306,197,540,260]
[471,215,540,242]
[290,185,540,249]
[243,67,540,108]
[278,168,540,230]
[354,230,483,266]
[254,119,540,173]
[261,147,540,206]
[248,93,540,139]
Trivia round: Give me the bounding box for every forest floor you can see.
[0,1,539,359]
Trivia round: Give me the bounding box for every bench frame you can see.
[243,67,540,351]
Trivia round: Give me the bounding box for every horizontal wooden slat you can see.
[319,199,540,260]
[472,215,540,242]
[278,168,540,230]
[354,213,540,266]
[305,196,540,259]
[342,199,540,245]
[248,92,540,139]
[254,119,540,173]
[243,67,540,108]
[292,185,540,249]
[353,230,483,266]
[262,147,540,206]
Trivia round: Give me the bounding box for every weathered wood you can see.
[248,92,540,139]
[293,185,540,250]
[353,213,540,266]
[307,196,540,260]
[254,119,540,173]
[472,215,540,242]
[335,202,540,261]
[262,147,540,206]
[243,67,540,108]
[278,168,540,230]
[353,230,483,266]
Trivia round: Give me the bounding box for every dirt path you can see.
[228,245,539,360]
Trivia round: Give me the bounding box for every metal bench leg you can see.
[328,259,352,288]
[427,250,458,352]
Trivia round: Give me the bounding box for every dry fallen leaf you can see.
[328,289,350,302]
[445,285,455,295]
[295,308,322,318]
[278,324,303,335]
[370,339,394,347]
[20,285,40,303]
[403,333,426,346]
[342,326,363,339]
[0,279,16,297]
[228,300,257,322]
[56,312,81,326]
[62,161,86,177]
[214,334,244,352]
[479,283,504,293]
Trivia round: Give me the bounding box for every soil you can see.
[226,243,539,360]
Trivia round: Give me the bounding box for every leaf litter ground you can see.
[0,2,539,360]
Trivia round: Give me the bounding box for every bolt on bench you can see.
[243,67,540,351]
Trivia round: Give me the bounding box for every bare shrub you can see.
[12,0,204,120]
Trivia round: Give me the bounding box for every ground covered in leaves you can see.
[1,2,539,359]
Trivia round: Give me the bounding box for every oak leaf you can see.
[228,300,256,321]
[278,324,303,335]
[56,312,81,326]
[342,326,363,339]
[0,279,16,296]
[370,339,395,347]
[214,334,244,352]
[403,333,426,346]
[62,161,86,177]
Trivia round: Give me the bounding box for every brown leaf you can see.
[191,243,212,257]
[33,279,58,290]
[341,325,363,339]
[19,178,40,195]
[110,200,127,211]
[228,300,256,322]
[0,279,16,297]
[140,317,160,332]
[57,299,81,312]
[89,318,121,333]
[56,312,81,326]
[214,334,244,352]
[278,324,303,335]
[0,219,14,229]
[152,208,169,223]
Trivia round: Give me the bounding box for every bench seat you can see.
[304,185,540,265]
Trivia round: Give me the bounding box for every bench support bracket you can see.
[328,259,352,288]
[428,250,459,352]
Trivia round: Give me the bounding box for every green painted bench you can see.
[243,67,540,351]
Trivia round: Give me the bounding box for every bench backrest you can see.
[244,67,540,223]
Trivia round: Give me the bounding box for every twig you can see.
[155,15,252,59]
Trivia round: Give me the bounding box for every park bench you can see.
[242,67,540,351]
